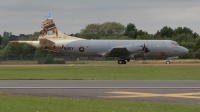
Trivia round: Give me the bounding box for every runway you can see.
[0,80,200,104]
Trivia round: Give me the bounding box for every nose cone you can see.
[181,47,189,55]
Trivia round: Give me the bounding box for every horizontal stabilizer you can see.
[10,41,40,48]
[39,38,55,45]
[10,41,20,43]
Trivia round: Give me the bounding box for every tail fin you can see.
[10,14,84,48]
[38,14,83,45]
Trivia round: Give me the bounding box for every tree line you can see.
[1,22,200,59]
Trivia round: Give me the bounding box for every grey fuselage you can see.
[60,40,189,60]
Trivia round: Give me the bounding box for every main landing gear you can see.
[118,60,130,64]
[118,60,126,64]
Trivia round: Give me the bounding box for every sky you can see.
[0,0,200,36]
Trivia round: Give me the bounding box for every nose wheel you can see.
[166,60,170,64]
[118,60,126,64]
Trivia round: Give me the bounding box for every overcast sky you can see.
[0,0,200,36]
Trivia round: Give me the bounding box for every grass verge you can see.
[0,66,200,80]
[1,59,200,65]
[0,94,199,112]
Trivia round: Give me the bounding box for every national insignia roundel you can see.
[79,46,84,52]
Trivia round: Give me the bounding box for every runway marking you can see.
[102,91,200,99]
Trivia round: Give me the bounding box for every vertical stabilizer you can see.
[10,14,84,52]
[39,13,84,43]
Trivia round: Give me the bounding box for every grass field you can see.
[0,93,199,112]
[0,65,200,80]
[1,59,200,64]
[1,64,200,111]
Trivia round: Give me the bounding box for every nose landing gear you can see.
[166,60,170,64]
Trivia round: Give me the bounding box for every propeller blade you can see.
[142,43,150,60]
[142,44,150,53]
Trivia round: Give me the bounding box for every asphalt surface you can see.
[0,80,200,105]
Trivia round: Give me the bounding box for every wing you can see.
[104,47,131,57]
[103,44,143,58]
[104,46,131,57]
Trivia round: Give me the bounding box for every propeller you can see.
[142,44,150,60]
[142,44,150,53]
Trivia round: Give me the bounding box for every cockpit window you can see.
[171,42,179,46]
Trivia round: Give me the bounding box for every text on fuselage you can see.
[64,47,74,50]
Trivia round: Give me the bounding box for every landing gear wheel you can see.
[166,61,170,64]
[122,60,126,64]
[118,60,123,64]
[118,60,126,64]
